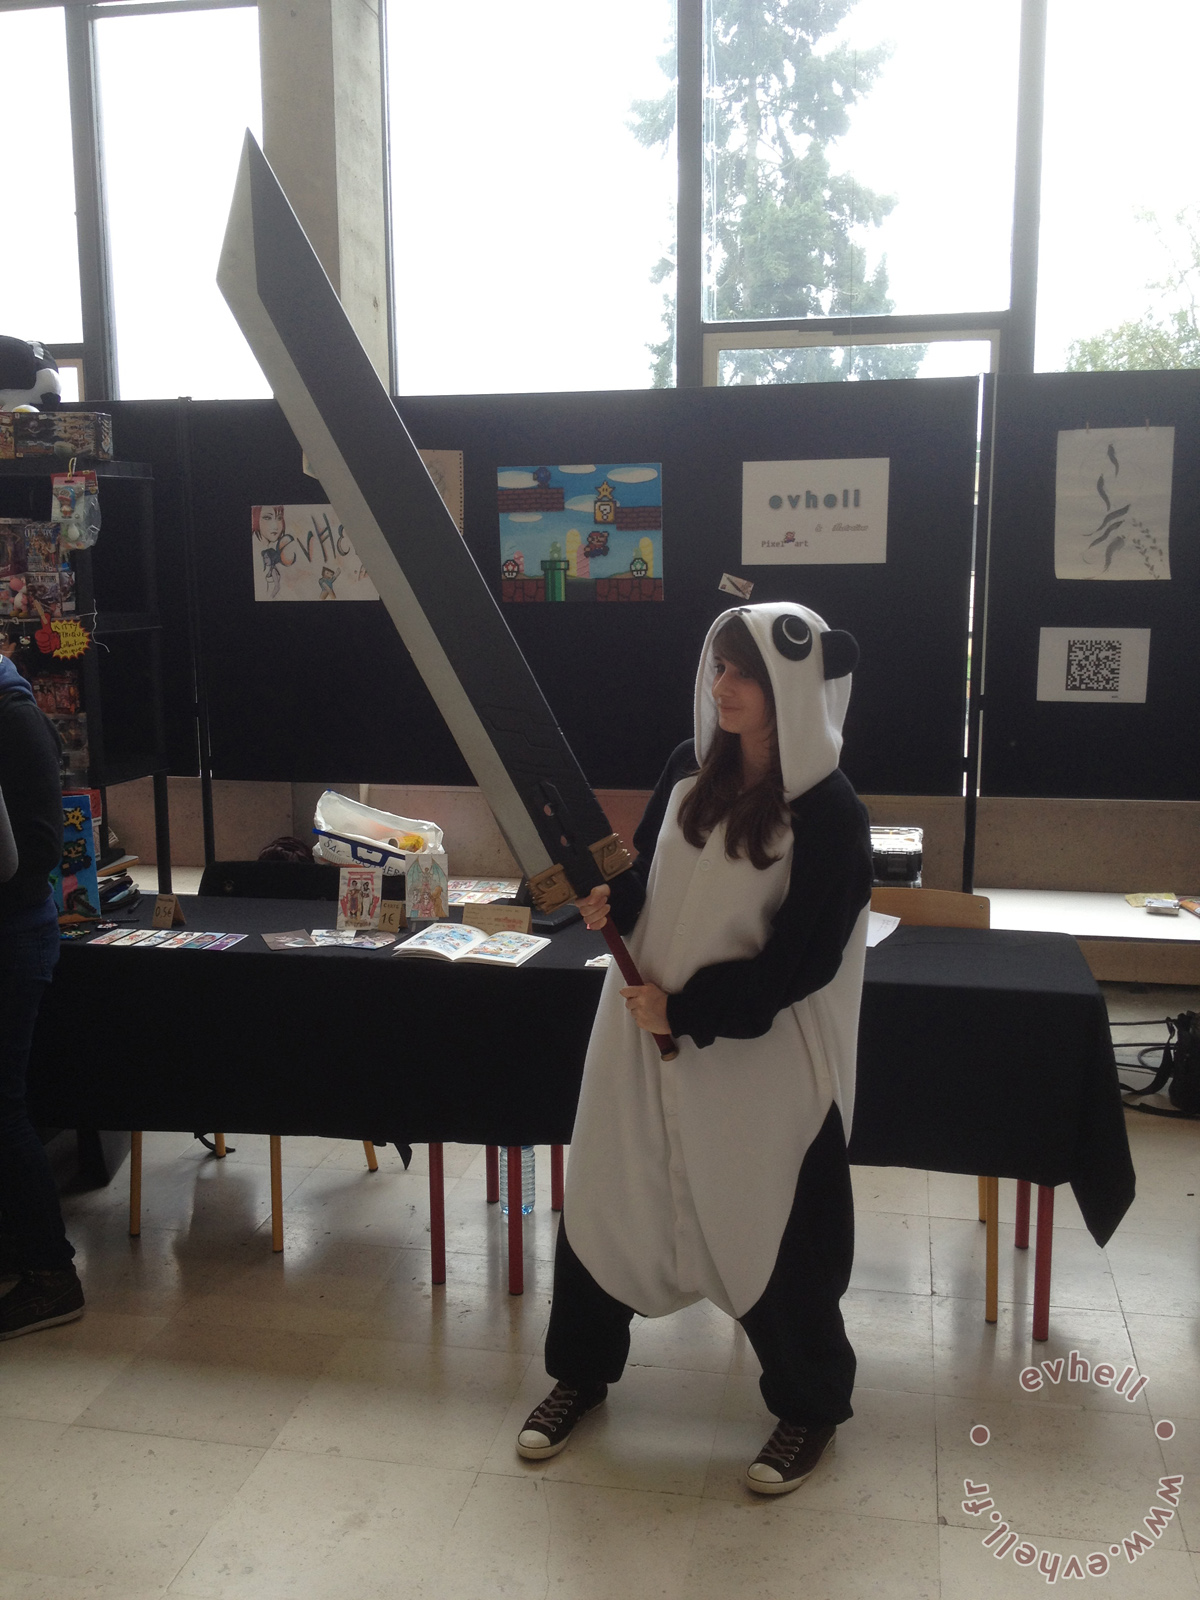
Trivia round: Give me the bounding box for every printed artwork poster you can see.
[741,458,890,565]
[498,464,662,602]
[1036,627,1151,703]
[1054,427,1173,580]
[252,505,379,601]
[337,866,383,931]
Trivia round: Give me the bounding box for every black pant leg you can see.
[544,1220,637,1385]
[738,1102,856,1426]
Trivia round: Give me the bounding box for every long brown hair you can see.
[678,615,788,869]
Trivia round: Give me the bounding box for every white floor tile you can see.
[271,1336,533,1471]
[0,1426,261,1590]
[164,1449,476,1600]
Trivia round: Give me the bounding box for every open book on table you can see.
[393,922,549,967]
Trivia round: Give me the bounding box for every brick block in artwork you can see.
[595,578,663,602]
[501,577,547,602]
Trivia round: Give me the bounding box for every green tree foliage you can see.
[631,1,924,386]
[1066,211,1200,373]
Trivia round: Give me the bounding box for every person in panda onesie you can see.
[517,601,872,1494]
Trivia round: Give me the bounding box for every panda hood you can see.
[693,601,859,802]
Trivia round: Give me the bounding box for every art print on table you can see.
[498,464,662,602]
[1054,427,1173,580]
[251,505,380,602]
[405,851,449,921]
[337,866,383,930]
[741,458,890,565]
[1036,627,1151,703]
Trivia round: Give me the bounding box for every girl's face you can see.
[712,655,773,740]
[257,505,284,540]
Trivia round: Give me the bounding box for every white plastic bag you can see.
[311,790,442,875]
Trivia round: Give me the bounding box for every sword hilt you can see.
[599,918,680,1062]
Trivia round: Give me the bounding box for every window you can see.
[388,0,675,394]
[1036,0,1200,372]
[702,0,1022,327]
[0,7,83,346]
[94,4,267,398]
[709,335,994,385]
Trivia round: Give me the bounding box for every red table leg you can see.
[507,1146,524,1295]
[551,1144,564,1211]
[428,1142,446,1285]
[1032,1185,1054,1341]
[486,1145,500,1204]
[1014,1180,1031,1250]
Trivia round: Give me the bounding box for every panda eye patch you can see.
[772,614,812,661]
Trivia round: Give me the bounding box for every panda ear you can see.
[821,629,859,679]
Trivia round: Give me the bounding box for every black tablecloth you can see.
[28,902,1134,1246]
[849,926,1134,1246]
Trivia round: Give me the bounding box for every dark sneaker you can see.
[517,1382,607,1460]
[745,1419,836,1495]
[0,1267,85,1340]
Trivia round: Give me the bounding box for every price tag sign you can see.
[152,893,186,929]
[462,903,532,936]
[377,899,405,932]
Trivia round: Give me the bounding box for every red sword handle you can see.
[598,919,679,1061]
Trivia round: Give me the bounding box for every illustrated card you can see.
[1054,427,1173,580]
[498,464,662,602]
[252,504,380,602]
[337,866,383,930]
[741,458,889,565]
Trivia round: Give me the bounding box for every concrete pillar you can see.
[258,0,391,385]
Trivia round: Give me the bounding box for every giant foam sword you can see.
[218,133,678,1059]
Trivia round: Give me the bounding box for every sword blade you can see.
[217,133,617,899]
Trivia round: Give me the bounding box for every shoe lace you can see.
[758,1420,808,1468]
[526,1384,579,1430]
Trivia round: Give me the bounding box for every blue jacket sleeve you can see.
[664,771,872,1049]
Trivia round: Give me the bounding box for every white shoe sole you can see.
[0,1304,85,1342]
[744,1432,834,1495]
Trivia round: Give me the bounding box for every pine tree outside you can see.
[633,1,1021,387]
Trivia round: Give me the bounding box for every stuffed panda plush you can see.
[0,337,61,411]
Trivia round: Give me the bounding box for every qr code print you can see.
[1065,638,1122,693]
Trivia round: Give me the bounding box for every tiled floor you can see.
[2,986,1198,1598]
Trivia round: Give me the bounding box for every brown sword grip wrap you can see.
[599,920,679,1061]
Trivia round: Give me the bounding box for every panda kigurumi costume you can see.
[535,601,873,1462]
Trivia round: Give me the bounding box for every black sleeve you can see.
[665,771,872,1049]
[0,692,63,918]
[604,739,698,936]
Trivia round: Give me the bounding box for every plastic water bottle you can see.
[499,1145,536,1215]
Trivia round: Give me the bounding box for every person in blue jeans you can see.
[0,651,84,1337]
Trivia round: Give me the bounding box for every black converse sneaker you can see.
[0,1266,85,1340]
[745,1419,835,1495]
[517,1382,608,1460]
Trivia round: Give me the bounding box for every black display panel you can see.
[173,380,978,794]
[981,371,1200,799]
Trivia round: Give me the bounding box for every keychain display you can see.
[50,468,101,550]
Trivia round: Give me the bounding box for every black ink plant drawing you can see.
[1088,442,1166,577]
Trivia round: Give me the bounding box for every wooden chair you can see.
[129,1134,379,1251]
[127,860,382,1251]
[869,886,1056,1338]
